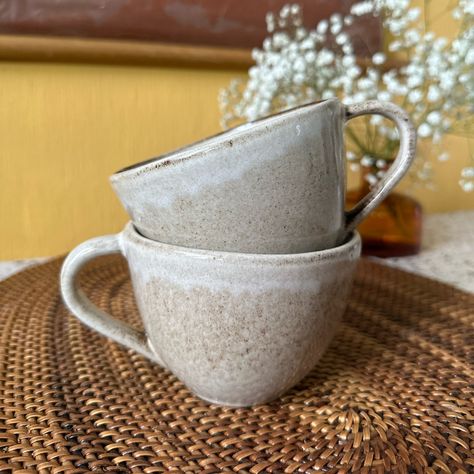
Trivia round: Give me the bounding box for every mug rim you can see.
[123,222,361,264]
[110,98,339,182]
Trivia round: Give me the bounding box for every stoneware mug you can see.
[110,99,416,254]
[60,223,361,407]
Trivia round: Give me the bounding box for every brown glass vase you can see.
[346,166,423,258]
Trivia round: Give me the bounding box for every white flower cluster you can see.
[219,0,474,192]
[460,166,474,192]
[219,5,359,123]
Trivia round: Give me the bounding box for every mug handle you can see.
[60,234,164,366]
[344,100,417,235]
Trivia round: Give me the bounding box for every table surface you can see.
[1,210,473,293]
[374,210,473,293]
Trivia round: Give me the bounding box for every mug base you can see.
[194,391,281,408]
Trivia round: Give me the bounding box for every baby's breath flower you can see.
[293,73,305,85]
[344,15,354,25]
[316,20,328,35]
[388,40,403,51]
[304,50,316,63]
[365,173,379,186]
[371,115,383,126]
[342,44,353,55]
[342,55,356,67]
[452,7,462,19]
[408,89,423,104]
[407,7,421,21]
[439,71,457,91]
[322,90,335,99]
[220,1,474,190]
[424,32,435,42]
[404,29,421,45]
[293,57,306,72]
[280,5,291,18]
[407,74,423,89]
[351,1,374,16]
[427,85,442,102]
[348,65,361,78]
[417,162,434,181]
[316,50,335,66]
[358,78,374,90]
[377,91,392,101]
[336,33,350,45]
[418,123,432,138]
[361,155,375,167]
[466,49,474,65]
[434,37,448,50]
[372,52,386,65]
[387,128,399,141]
[459,180,474,192]
[427,111,442,125]
[290,4,300,15]
[330,22,342,35]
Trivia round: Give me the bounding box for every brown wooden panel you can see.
[0,0,381,55]
[0,34,252,69]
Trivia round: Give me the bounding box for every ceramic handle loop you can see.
[60,233,164,366]
[343,100,417,236]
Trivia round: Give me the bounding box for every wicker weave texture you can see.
[0,256,473,473]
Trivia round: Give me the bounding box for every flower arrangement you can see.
[219,0,474,192]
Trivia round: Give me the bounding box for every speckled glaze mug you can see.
[110,99,415,253]
[60,223,361,406]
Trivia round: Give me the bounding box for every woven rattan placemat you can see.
[0,256,473,473]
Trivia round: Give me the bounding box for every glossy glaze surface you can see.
[111,99,416,253]
[111,99,347,253]
[60,223,361,406]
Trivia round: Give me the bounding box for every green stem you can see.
[346,125,371,156]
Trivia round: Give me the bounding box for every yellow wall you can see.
[0,63,240,258]
[0,0,472,258]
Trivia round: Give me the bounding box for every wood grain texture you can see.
[0,34,252,69]
[0,0,381,54]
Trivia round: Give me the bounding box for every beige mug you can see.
[110,99,416,253]
[60,223,361,407]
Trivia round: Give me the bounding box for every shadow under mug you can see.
[110,99,416,253]
[60,223,361,407]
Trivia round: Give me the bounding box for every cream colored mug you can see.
[110,99,416,253]
[60,223,361,407]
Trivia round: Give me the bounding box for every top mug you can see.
[110,99,416,254]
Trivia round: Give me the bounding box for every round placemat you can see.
[0,256,473,473]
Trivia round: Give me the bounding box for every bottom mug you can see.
[60,223,361,407]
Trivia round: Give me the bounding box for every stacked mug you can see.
[61,99,416,406]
